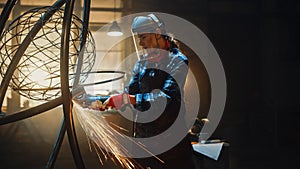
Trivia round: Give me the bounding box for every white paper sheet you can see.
[192,142,224,160]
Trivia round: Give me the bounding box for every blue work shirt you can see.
[126,48,189,137]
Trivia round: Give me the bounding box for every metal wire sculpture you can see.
[0,0,125,168]
[0,6,96,101]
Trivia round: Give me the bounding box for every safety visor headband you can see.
[131,14,165,34]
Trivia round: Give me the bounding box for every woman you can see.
[104,13,195,169]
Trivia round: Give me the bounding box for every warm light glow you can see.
[0,7,96,101]
[29,68,51,88]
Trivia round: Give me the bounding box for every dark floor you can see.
[0,108,297,169]
[1,133,297,169]
[0,139,297,169]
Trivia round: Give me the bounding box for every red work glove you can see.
[104,93,131,110]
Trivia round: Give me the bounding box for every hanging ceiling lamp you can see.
[107,0,123,36]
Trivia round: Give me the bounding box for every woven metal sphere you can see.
[0,7,96,101]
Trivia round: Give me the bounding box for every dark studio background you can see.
[137,0,300,168]
[0,0,299,169]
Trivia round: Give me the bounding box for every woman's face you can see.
[137,33,158,56]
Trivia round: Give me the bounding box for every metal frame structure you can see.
[0,0,93,168]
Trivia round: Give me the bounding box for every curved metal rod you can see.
[0,0,66,113]
[0,0,17,37]
[46,0,95,163]
[45,74,90,169]
[46,71,90,169]
[73,0,91,86]
[60,0,85,168]
[46,118,66,169]
[13,70,125,91]
[0,96,63,125]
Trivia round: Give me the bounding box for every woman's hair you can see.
[162,33,179,50]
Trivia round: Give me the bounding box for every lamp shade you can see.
[107,21,123,36]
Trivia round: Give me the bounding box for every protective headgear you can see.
[131,14,167,60]
[131,13,165,34]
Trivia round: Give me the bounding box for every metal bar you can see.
[0,96,63,125]
[90,7,124,12]
[60,0,85,168]
[0,0,17,37]
[46,69,91,169]
[45,118,66,169]
[0,0,65,113]
[73,0,91,86]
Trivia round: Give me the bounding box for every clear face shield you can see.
[131,31,144,60]
[131,32,160,61]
